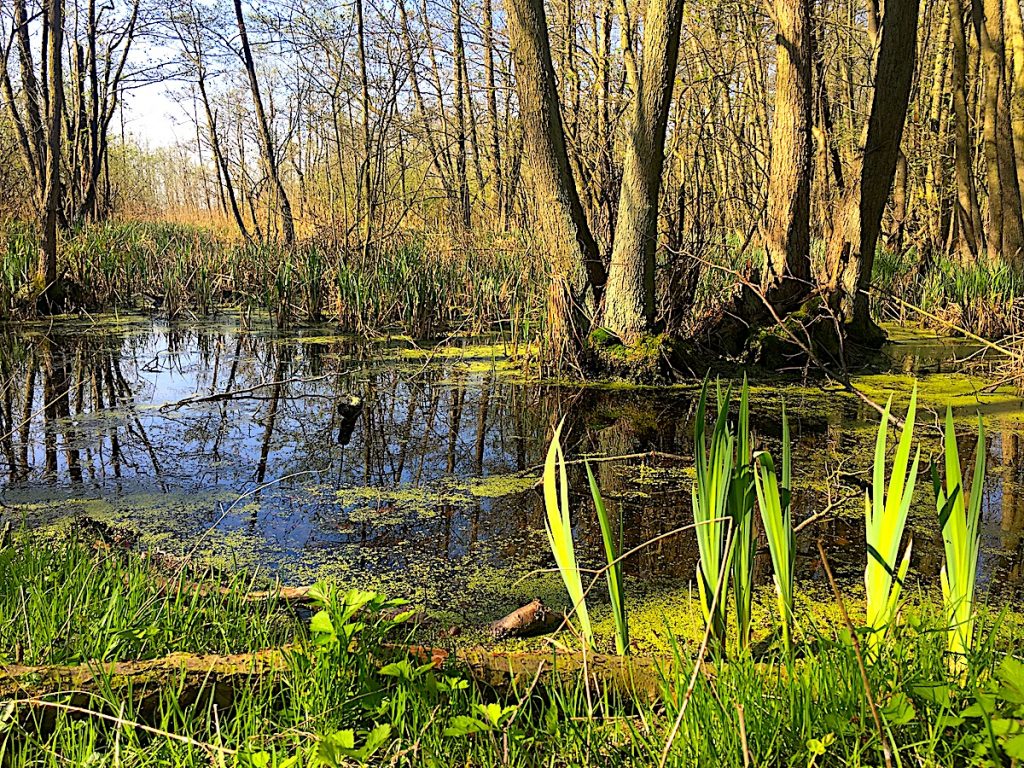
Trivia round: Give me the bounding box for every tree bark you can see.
[825,0,922,342]
[950,0,985,257]
[38,0,65,299]
[505,0,607,363]
[602,0,687,344]
[762,0,814,304]
[976,0,1024,262]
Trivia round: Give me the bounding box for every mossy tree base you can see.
[691,287,889,371]
[587,328,698,382]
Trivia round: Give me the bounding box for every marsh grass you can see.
[0,221,544,340]
[692,379,735,653]
[752,403,795,655]
[872,248,1024,339]
[933,408,986,659]
[863,389,919,654]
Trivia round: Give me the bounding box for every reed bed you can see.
[873,248,1024,339]
[0,221,545,339]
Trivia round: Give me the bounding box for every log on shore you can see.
[2,644,692,719]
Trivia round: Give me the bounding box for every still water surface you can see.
[1,315,1022,622]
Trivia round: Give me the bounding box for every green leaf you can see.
[990,718,1022,737]
[1004,733,1024,759]
[362,724,392,758]
[960,694,997,718]
[310,610,335,637]
[444,716,489,737]
[882,692,916,725]
[910,683,952,706]
[998,657,1024,705]
[316,730,357,766]
[379,660,412,679]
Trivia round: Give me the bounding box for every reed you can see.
[932,407,986,658]
[586,460,629,655]
[864,387,920,654]
[752,403,795,654]
[0,221,545,338]
[728,376,755,651]
[692,378,735,651]
[542,420,593,648]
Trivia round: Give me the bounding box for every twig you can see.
[11,697,237,754]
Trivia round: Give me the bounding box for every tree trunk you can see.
[1006,0,1024,195]
[452,0,472,229]
[825,0,922,342]
[950,0,985,257]
[601,0,687,344]
[482,0,503,221]
[505,0,606,363]
[233,0,296,246]
[976,0,1024,263]
[38,0,64,301]
[762,0,814,304]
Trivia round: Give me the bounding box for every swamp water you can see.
[1,315,1023,645]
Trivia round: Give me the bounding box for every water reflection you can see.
[0,316,1022,613]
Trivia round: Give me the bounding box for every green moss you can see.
[589,332,675,381]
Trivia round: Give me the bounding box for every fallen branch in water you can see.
[489,599,565,638]
[158,374,336,411]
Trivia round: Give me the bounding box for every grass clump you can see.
[0,533,299,665]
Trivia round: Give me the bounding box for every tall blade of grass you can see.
[753,403,795,654]
[933,407,986,658]
[865,387,920,653]
[693,378,735,652]
[730,375,755,651]
[543,419,593,648]
[586,461,628,655]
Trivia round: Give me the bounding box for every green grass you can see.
[542,420,594,647]
[933,408,986,660]
[872,247,1024,339]
[3,536,1024,766]
[0,533,300,666]
[692,379,735,654]
[864,389,919,655]
[752,402,795,655]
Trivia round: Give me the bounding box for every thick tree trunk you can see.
[950,0,985,257]
[505,0,607,363]
[1007,0,1024,196]
[602,0,687,344]
[976,0,1024,263]
[825,0,921,342]
[762,0,814,304]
